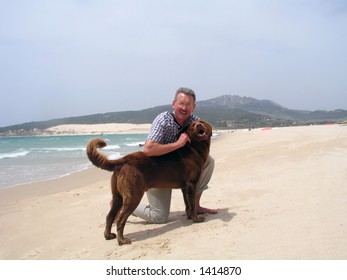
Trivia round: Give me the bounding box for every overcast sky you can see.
[1,0,346,127]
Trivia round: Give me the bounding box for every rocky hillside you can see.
[1,95,346,135]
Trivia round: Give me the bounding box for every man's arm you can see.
[143,134,191,157]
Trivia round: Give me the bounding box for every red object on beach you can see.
[262,127,272,131]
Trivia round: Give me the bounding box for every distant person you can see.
[131,87,217,223]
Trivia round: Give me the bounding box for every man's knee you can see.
[150,210,169,224]
[204,155,215,174]
[207,156,215,170]
[140,205,169,224]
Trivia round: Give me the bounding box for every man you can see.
[133,87,217,223]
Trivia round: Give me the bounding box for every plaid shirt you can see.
[147,111,199,144]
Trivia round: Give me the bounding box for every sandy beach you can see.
[0,124,346,260]
[45,123,152,135]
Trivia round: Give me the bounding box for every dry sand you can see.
[0,124,346,260]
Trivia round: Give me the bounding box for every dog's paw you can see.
[105,232,117,240]
[118,238,132,246]
[192,215,205,223]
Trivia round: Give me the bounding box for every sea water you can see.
[0,134,147,189]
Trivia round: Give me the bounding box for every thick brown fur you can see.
[86,120,212,245]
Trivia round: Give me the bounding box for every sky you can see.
[1,0,346,127]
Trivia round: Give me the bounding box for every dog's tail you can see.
[86,138,126,172]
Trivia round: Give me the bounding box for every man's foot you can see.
[196,206,218,215]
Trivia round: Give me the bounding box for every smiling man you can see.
[133,87,218,224]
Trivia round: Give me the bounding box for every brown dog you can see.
[86,119,212,245]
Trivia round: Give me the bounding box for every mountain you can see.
[198,95,347,121]
[1,95,346,135]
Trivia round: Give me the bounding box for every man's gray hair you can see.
[174,87,196,102]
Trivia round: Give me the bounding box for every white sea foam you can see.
[103,144,121,150]
[0,150,30,159]
[125,142,144,147]
[107,153,122,160]
[41,147,86,152]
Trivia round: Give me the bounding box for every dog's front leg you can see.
[181,188,192,219]
[183,184,205,223]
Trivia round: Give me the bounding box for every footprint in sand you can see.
[23,247,44,259]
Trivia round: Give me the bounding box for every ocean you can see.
[0,134,147,189]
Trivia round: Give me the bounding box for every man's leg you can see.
[133,188,172,224]
[196,155,218,214]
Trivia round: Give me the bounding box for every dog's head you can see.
[186,119,212,142]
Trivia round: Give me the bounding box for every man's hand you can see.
[177,133,191,148]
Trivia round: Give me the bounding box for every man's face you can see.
[172,93,196,122]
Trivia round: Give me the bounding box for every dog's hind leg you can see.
[104,194,122,240]
[115,168,145,245]
[115,199,141,245]
[104,172,122,240]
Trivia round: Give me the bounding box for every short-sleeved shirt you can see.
[147,111,199,144]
